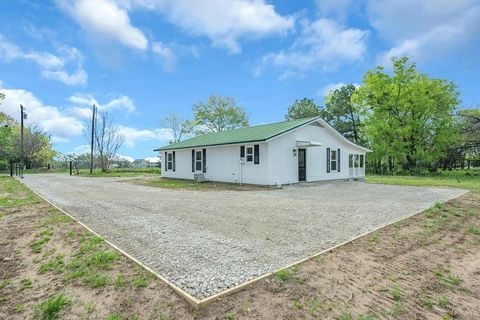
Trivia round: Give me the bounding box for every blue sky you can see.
[0,0,479,160]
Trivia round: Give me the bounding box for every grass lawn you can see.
[1,174,479,319]
[366,169,480,191]
[131,177,274,191]
[17,167,161,177]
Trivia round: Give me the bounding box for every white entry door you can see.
[349,154,365,179]
[349,154,359,179]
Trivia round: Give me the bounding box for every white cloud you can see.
[152,42,177,72]
[117,125,173,147]
[68,94,135,114]
[145,156,160,163]
[261,19,368,75]
[0,35,87,85]
[56,0,148,50]
[0,84,84,142]
[72,144,91,154]
[133,0,294,53]
[42,69,88,86]
[315,0,354,21]
[116,154,135,162]
[318,82,360,97]
[367,1,480,66]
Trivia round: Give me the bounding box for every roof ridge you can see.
[155,116,319,151]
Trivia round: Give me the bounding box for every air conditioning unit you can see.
[194,173,206,182]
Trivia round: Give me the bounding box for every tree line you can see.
[285,57,479,174]
[165,57,480,174]
[0,99,57,170]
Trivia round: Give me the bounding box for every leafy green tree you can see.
[0,112,16,165]
[285,98,325,121]
[12,125,58,168]
[324,84,363,144]
[452,108,480,169]
[354,56,460,173]
[193,94,249,134]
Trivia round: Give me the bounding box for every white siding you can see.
[161,121,367,185]
[162,143,270,185]
[267,123,366,184]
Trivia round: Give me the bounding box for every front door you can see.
[298,149,306,182]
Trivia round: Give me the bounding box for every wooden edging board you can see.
[20,178,469,309]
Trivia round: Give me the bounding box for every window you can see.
[330,149,337,171]
[349,154,353,168]
[246,146,253,163]
[360,155,364,168]
[167,153,173,170]
[195,150,202,171]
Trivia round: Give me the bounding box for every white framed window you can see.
[330,149,337,171]
[360,155,364,168]
[167,153,173,170]
[245,146,254,163]
[195,150,202,171]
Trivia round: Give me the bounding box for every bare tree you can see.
[84,111,125,172]
[162,112,193,144]
[64,153,81,174]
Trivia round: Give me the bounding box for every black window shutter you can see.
[240,146,245,158]
[337,148,341,172]
[172,151,176,171]
[191,149,195,172]
[254,144,260,164]
[326,148,331,173]
[164,152,167,172]
[202,149,206,173]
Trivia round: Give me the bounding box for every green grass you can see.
[131,269,154,288]
[64,234,118,288]
[467,225,480,235]
[420,295,433,308]
[85,273,109,287]
[30,229,54,253]
[114,273,126,289]
[19,278,33,291]
[390,286,403,301]
[0,176,39,207]
[21,167,159,177]
[275,267,298,282]
[39,255,64,274]
[437,296,449,308]
[366,170,480,191]
[432,268,462,287]
[40,214,73,226]
[35,293,70,320]
[77,167,159,177]
[389,301,405,316]
[139,177,273,191]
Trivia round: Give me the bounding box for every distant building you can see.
[132,158,160,168]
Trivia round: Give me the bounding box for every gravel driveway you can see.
[21,174,466,300]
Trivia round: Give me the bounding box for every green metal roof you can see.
[155,117,318,151]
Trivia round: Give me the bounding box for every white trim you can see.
[245,145,254,163]
[194,150,203,172]
[296,140,323,147]
[266,117,371,153]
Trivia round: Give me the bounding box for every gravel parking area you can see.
[21,174,466,300]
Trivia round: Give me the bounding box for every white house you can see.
[155,117,370,185]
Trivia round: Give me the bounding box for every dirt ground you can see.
[1,176,479,319]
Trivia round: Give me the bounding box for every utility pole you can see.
[90,104,96,174]
[20,104,26,178]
